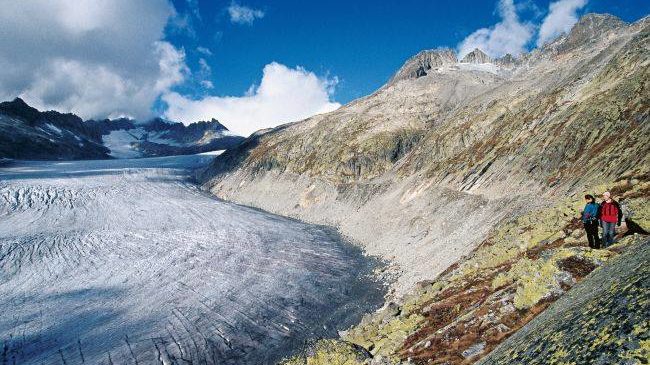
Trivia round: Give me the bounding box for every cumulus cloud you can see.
[0,0,188,120]
[537,0,588,46]
[458,0,534,58]
[227,1,265,25]
[163,63,340,136]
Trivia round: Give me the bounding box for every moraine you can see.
[0,155,385,365]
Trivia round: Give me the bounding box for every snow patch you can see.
[198,149,226,156]
[103,129,143,158]
[44,123,63,135]
[456,62,502,75]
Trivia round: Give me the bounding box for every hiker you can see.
[598,191,622,247]
[581,194,600,249]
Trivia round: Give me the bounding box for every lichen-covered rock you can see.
[478,239,650,365]
[279,179,648,364]
[280,340,372,365]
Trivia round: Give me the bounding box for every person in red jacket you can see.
[597,191,623,247]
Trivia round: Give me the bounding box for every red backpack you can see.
[600,201,619,223]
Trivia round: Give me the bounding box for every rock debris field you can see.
[0,155,385,364]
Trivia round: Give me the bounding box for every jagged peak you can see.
[190,118,229,131]
[495,53,517,67]
[0,97,41,123]
[460,48,491,64]
[4,97,30,108]
[205,118,229,131]
[575,13,627,30]
[529,12,630,59]
[390,48,457,83]
[558,13,627,50]
[0,97,37,112]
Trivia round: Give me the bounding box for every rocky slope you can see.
[0,98,244,160]
[200,13,650,363]
[0,98,110,160]
[478,238,649,365]
[201,13,649,293]
[290,178,649,364]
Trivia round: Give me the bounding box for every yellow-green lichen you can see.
[279,340,370,365]
[346,313,426,358]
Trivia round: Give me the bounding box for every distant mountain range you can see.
[0,98,244,160]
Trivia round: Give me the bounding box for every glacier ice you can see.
[0,155,384,364]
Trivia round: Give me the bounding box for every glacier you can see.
[0,155,385,364]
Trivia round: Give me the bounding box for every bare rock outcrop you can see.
[460,48,491,64]
[389,48,457,83]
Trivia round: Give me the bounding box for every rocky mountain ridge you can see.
[202,13,648,290]
[0,98,244,160]
[199,13,649,364]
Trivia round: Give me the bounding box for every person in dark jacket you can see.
[598,191,623,247]
[581,194,600,249]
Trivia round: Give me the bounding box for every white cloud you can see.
[199,58,212,74]
[201,80,215,89]
[163,62,340,136]
[0,0,188,120]
[168,11,197,38]
[197,58,214,89]
[186,0,202,21]
[227,1,265,25]
[197,46,213,56]
[458,0,534,58]
[537,0,588,46]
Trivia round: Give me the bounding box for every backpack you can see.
[600,201,620,223]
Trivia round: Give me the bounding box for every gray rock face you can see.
[494,53,517,67]
[0,98,111,160]
[557,13,627,51]
[389,49,457,83]
[460,48,491,64]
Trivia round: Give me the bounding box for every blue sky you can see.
[0,1,647,135]
[166,0,649,103]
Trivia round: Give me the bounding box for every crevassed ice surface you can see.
[0,155,384,365]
